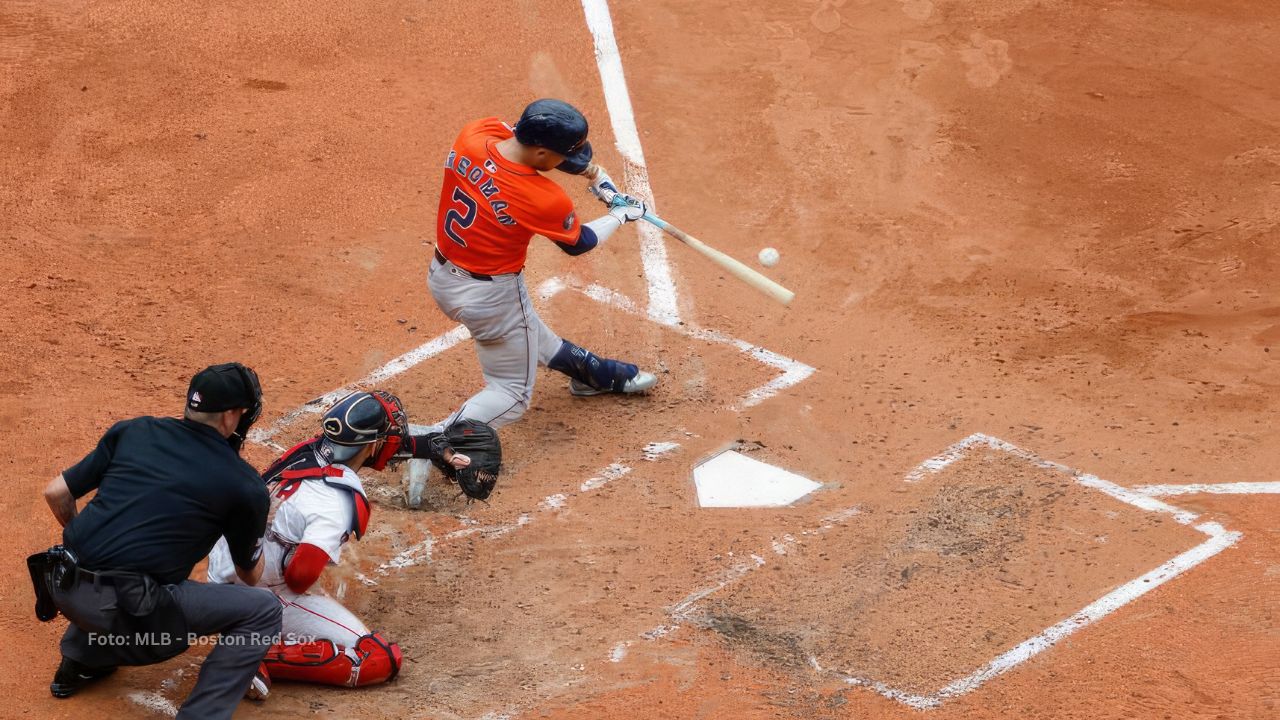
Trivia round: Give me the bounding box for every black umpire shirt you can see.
[62,416,268,585]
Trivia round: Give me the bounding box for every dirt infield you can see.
[702,448,1209,698]
[4,0,1279,718]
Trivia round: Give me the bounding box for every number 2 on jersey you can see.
[444,187,478,247]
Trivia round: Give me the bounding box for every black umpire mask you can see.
[228,365,262,453]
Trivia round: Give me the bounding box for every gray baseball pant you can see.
[428,256,562,428]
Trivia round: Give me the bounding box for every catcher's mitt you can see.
[428,420,501,501]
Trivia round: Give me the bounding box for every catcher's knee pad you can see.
[352,633,402,686]
[263,633,402,687]
[547,340,638,392]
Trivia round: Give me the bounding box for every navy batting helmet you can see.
[514,99,593,174]
[320,390,408,470]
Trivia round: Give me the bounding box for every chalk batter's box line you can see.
[1134,481,1280,496]
[247,276,813,450]
[641,433,1242,710]
[375,445,681,576]
[580,0,681,328]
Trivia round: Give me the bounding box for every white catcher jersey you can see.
[208,464,364,591]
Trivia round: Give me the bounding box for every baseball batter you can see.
[427,98,655,430]
[207,391,500,694]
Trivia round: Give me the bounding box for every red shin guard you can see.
[263,633,402,687]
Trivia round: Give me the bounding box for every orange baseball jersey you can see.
[435,117,583,275]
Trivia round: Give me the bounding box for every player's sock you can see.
[547,340,638,392]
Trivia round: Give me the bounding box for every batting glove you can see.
[589,170,620,205]
[608,193,647,224]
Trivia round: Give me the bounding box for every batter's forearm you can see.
[583,214,623,247]
[43,474,77,528]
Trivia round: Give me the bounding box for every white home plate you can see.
[694,450,821,507]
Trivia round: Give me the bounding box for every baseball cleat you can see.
[569,370,658,397]
[245,662,271,701]
[50,657,117,698]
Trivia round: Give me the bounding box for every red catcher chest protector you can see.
[265,437,371,540]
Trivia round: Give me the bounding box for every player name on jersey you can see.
[444,150,515,227]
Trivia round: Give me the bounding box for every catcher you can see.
[207,390,500,695]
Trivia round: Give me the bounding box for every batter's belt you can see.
[434,248,525,282]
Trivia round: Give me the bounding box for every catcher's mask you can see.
[320,391,407,471]
[230,364,263,452]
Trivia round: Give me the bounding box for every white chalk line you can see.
[908,433,1202,524]
[577,281,642,314]
[541,493,569,510]
[829,434,1242,709]
[379,533,435,573]
[611,507,862,663]
[642,441,681,461]
[580,462,632,492]
[581,0,680,327]
[1135,482,1280,496]
[248,324,471,445]
[669,554,769,620]
[819,505,864,528]
[126,663,195,717]
[771,534,796,555]
[378,514,535,573]
[544,278,815,409]
[379,447,651,573]
[127,691,179,717]
[608,641,629,663]
[444,515,533,540]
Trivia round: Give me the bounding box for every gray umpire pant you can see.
[59,579,281,720]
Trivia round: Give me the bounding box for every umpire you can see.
[31,362,281,719]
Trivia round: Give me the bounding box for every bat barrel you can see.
[649,217,794,306]
[606,192,795,306]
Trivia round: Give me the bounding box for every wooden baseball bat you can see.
[642,213,795,306]
[586,164,795,306]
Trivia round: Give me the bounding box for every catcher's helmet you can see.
[320,391,407,470]
[514,98,593,174]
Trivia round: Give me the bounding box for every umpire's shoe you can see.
[50,656,117,698]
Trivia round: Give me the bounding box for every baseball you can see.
[758,247,780,267]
